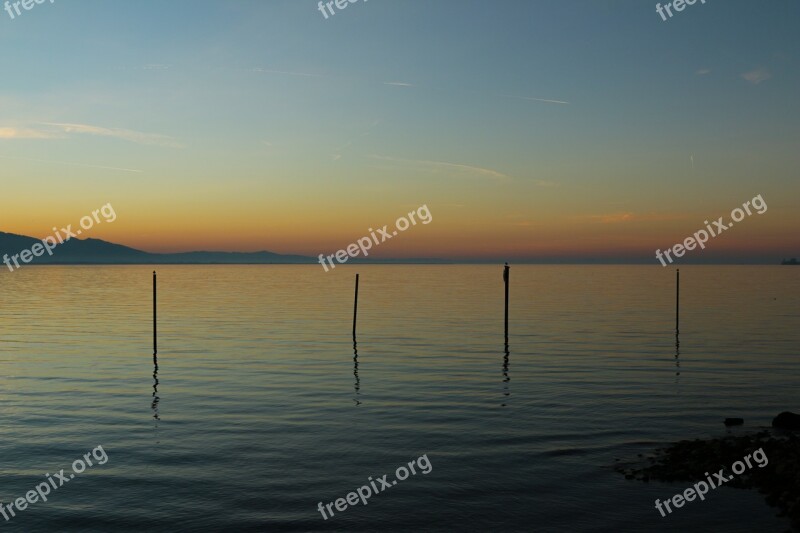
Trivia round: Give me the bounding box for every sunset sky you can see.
[1,0,798,262]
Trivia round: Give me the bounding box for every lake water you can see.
[0,265,798,532]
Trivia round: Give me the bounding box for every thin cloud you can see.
[250,68,322,78]
[696,68,711,76]
[0,127,62,140]
[741,68,771,85]
[501,94,569,105]
[0,154,142,173]
[113,64,171,71]
[330,121,380,160]
[504,214,536,226]
[583,212,687,224]
[41,122,183,147]
[590,212,636,224]
[249,68,568,111]
[334,140,353,152]
[368,155,509,180]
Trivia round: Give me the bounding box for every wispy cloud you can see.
[334,140,353,152]
[0,154,142,173]
[501,94,569,105]
[331,140,352,161]
[41,122,183,147]
[368,155,509,180]
[582,212,687,224]
[696,68,711,76]
[0,127,62,140]
[741,68,771,85]
[590,212,636,224]
[383,81,414,87]
[330,120,380,161]
[113,64,172,71]
[251,68,322,78]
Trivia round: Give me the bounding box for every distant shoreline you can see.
[3,262,794,267]
[1,231,793,267]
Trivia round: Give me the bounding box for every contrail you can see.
[500,94,570,105]
[0,154,142,173]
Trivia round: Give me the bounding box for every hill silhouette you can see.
[0,231,446,266]
[0,231,314,265]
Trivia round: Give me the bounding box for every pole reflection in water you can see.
[353,341,361,406]
[502,342,510,407]
[152,353,161,422]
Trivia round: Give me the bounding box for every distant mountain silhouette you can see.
[782,258,799,265]
[0,231,314,265]
[0,231,447,266]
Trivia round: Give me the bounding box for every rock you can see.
[772,412,800,430]
[616,431,800,530]
[725,418,744,426]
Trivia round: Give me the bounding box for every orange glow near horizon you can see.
[2,198,797,261]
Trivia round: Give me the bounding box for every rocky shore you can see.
[616,417,800,530]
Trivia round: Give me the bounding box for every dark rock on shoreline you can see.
[615,430,800,530]
[773,412,800,430]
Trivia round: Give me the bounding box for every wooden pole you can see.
[676,268,679,334]
[503,263,510,340]
[153,270,157,356]
[353,274,359,339]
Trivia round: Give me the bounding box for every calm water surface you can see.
[0,265,798,532]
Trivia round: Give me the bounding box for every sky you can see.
[1,0,799,262]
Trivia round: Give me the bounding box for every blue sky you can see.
[1,0,798,261]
